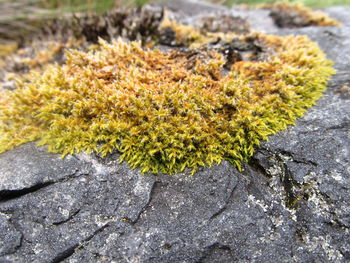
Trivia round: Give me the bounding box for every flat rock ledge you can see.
[0,1,349,262]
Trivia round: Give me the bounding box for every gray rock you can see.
[230,9,278,33]
[0,143,89,200]
[0,152,156,263]
[0,1,349,262]
[0,213,22,256]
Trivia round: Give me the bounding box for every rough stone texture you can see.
[0,143,88,199]
[0,1,349,262]
[0,213,22,256]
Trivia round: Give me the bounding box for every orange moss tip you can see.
[0,33,335,175]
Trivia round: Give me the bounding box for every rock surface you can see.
[0,0,349,262]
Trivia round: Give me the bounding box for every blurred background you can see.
[0,0,349,44]
[2,0,350,19]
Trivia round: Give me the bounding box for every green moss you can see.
[0,33,335,175]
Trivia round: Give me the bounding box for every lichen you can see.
[263,2,341,28]
[0,31,335,175]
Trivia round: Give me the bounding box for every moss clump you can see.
[159,18,210,47]
[264,2,341,28]
[159,18,242,49]
[0,34,334,175]
[0,37,87,88]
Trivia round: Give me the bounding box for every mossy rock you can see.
[0,32,335,175]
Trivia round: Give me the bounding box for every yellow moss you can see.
[19,37,86,71]
[0,42,18,57]
[263,1,341,27]
[0,37,87,93]
[159,18,208,47]
[159,18,240,48]
[0,42,18,71]
[0,33,335,175]
[21,42,63,69]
